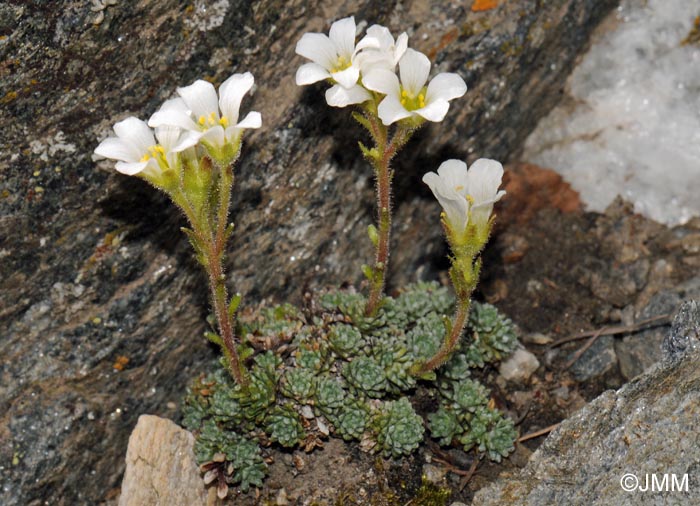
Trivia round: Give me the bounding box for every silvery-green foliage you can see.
[328,323,364,358]
[234,352,281,424]
[373,397,425,458]
[427,407,458,446]
[295,341,328,372]
[406,312,445,361]
[279,368,316,401]
[183,282,520,492]
[343,355,388,397]
[384,281,453,326]
[314,376,347,415]
[265,405,306,447]
[335,401,370,441]
[465,302,518,367]
[191,420,266,493]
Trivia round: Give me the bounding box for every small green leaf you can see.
[228,293,242,319]
[358,141,373,160]
[223,222,235,241]
[204,331,223,346]
[367,224,379,247]
[238,345,255,361]
[442,314,453,337]
[351,111,371,131]
[361,264,375,282]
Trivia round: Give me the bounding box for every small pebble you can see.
[423,463,447,484]
[523,332,553,345]
[499,348,540,382]
[276,488,288,505]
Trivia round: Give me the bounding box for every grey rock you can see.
[615,277,700,380]
[663,300,700,361]
[0,1,617,504]
[473,312,700,506]
[615,290,680,380]
[118,415,208,506]
[568,335,618,383]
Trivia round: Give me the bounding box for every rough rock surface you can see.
[473,302,700,506]
[118,415,209,506]
[0,1,617,504]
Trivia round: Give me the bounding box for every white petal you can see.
[155,126,183,153]
[235,111,262,129]
[325,84,371,107]
[377,95,412,125]
[113,117,155,154]
[296,33,337,70]
[199,125,225,148]
[148,98,198,131]
[399,49,431,96]
[422,172,469,232]
[95,137,139,163]
[436,159,469,197]
[331,66,360,89]
[393,33,409,64]
[467,158,504,206]
[426,73,467,103]
[173,131,202,152]
[362,69,400,96]
[415,99,450,122]
[177,80,219,120]
[329,16,356,59]
[219,72,254,125]
[296,62,331,85]
[115,160,149,176]
[355,25,388,53]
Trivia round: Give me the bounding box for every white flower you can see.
[148,72,261,152]
[295,16,379,107]
[354,25,408,75]
[363,48,467,125]
[94,117,176,177]
[295,16,362,89]
[422,159,505,236]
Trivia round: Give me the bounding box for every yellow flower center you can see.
[399,87,427,110]
[197,112,229,129]
[140,145,167,163]
[332,55,352,73]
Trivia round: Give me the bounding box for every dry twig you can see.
[518,422,561,443]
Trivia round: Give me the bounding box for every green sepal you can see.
[228,293,242,319]
[367,224,379,247]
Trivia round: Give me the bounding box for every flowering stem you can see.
[416,297,471,375]
[207,166,248,387]
[414,235,481,375]
[364,117,413,317]
[174,160,247,388]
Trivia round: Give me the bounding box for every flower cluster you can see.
[95,73,261,183]
[295,16,467,125]
[94,72,261,388]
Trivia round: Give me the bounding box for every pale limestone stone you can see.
[118,415,208,506]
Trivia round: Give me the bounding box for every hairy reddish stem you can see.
[417,298,471,374]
